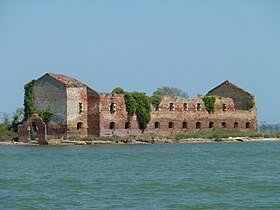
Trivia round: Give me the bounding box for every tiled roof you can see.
[47,73,86,87]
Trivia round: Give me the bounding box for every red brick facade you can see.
[28,73,257,138]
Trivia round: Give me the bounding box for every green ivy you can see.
[24,80,53,123]
[246,98,255,110]
[131,92,151,130]
[124,92,136,116]
[202,96,216,114]
[150,95,162,110]
[112,88,152,130]
[38,108,53,124]
[24,80,36,121]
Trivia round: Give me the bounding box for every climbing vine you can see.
[112,88,152,130]
[246,98,255,110]
[131,92,151,130]
[23,80,53,123]
[202,96,216,114]
[24,80,36,121]
[124,92,137,116]
[150,95,162,110]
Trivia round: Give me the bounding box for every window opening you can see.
[168,122,174,128]
[155,122,160,129]
[110,103,116,113]
[182,122,188,129]
[197,103,202,111]
[110,122,116,129]
[196,121,201,129]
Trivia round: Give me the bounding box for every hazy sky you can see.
[0,0,279,123]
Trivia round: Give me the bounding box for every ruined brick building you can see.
[19,73,257,140]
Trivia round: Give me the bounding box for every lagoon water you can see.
[1,142,280,209]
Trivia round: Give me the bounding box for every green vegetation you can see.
[111,87,125,94]
[202,96,216,114]
[0,113,18,141]
[131,92,151,130]
[112,88,152,130]
[153,86,189,98]
[246,98,255,110]
[150,95,163,110]
[68,129,280,142]
[38,108,53,124]
[23,80,53,124]
[124,92,137,116]
[24,80,36,121]
[166,129,280,140]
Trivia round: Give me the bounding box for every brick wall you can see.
[34,74,67,136]
[207,81,254,110]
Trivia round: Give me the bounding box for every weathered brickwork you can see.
[27,73,257,138]
[18,114,48,144]
[207,80,254,110]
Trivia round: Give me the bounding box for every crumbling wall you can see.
[34,74,67,136]
[66,87,88,137]
[207,81,254,110]
[18,115,48,144]
[87,87,100,136]
[98,95,257,137]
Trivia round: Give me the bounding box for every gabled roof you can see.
[207,80,253,96]
[47,73,86,87]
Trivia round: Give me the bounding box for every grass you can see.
[67,129,280,142]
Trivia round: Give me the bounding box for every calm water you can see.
[1,142,280,209]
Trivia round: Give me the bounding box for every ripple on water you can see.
[0,142,280,209]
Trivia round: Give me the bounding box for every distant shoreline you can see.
[1,137,280,146]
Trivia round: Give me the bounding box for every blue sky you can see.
[0,0,279,123]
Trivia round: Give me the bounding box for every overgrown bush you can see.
[202,96,216,114]
[150,95,162,110]
[112,87,125,94]
[124,92,136,116]
[131,92,151,129]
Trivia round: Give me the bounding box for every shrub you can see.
[202,96,216,114]
[150,95,162,110]
[112,87,125,94]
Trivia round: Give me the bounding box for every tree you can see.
[111,87,125,94]
[153,86,189,98]
[11,108,24,132]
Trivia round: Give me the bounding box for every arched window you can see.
[169,103,175,111]
[155,122,160,129]
[234,122,239,129]
[222,122,227,128]
[222,103,227,111]
[196,121,201,129]
[77,122,83,130]
[125,122,130,129]
[110,122,116,129]
[209,122,214,128]
[110,103,116,113]
[182,122,188,129]
[246,122,251,129]
[197,103,202,111]
[168,122,174,128]
[183,103,188,111]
